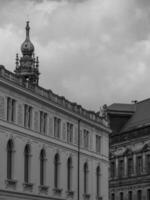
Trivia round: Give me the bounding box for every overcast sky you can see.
[0,0,150,111]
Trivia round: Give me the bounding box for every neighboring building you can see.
[0,22,110,200]
[107,101,150,200]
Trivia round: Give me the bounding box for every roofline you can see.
[0,65,110,133]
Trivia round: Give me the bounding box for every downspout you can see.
[77,119,81,200]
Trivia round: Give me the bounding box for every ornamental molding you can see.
[142,143,150,152]
[123,148,133,156]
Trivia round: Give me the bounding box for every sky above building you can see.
[0,0,150,111]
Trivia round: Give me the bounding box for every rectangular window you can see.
[54,117,61,138]
[40,111,47,134]
[136,156,143,175]
[24,104,32,129]
[7,97,16,122]
[146,154,150,174]
[67,122,73,143]
[96,135,101,153]
[118,159,124,178]
[127,157,133,177]
[110,161,116,178]
[83,129,89,149]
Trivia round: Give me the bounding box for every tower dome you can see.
[15,21,40,85]
[21,21,34,56]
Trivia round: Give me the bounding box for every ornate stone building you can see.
[107,101,150,200]
[0,22,110,200]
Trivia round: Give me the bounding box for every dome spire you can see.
[21,21,34,56]
[14,21,40,85]
[26,21,30,40]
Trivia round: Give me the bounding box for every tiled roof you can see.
[107,103,135,113]
[108,99,150,132]
[121,99,150,132]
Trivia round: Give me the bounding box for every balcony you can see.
[5,179,17,189]
[23,182,33,191]
[39,185,49,194]
[53,187,63,195]
[83,193,91,200]
[66,190,74,197]
[96,196,103,200]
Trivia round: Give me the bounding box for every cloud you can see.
[0,0,150,110]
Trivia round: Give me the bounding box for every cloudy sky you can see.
[0,0,150,111]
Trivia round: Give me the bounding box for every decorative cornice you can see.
[123,148,133,156]
[0,65,110,133]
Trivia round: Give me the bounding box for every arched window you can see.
[128,191,132,200]
[7,139,14,179]
[67,157,72,191]
[84,162,88,194]
[96,166,100,197]
[137,190,142,200]
[24,144,30,183]
[147,189,150,200]
[120,192,124,200]
[111,193,115,200]
[40,149,46,185]
[54,153,60,188]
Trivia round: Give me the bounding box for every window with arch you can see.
[24,144,31,183]
[96,166,101,197]
[137,190,142,200]
[67,157,72,191]
[128,191,132,200]
[83,162,88,194]
[40,149,46,185]
[7,139,14,179]
[147,189,150,200]
[111,193,115,200]
[120,192,124,200]
[54,153,60,188]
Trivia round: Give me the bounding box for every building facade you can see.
[107,101,150,200]
[0,22,110,200]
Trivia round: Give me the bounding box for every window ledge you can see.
[23,182,33,191]
[53,187,62,195]
[39,185,49,193]
[96,196,103,200]
[5,179,17,188]
[83,193,90,199]
[66,190,74,197]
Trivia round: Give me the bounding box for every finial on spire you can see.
[26,21,30,39]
